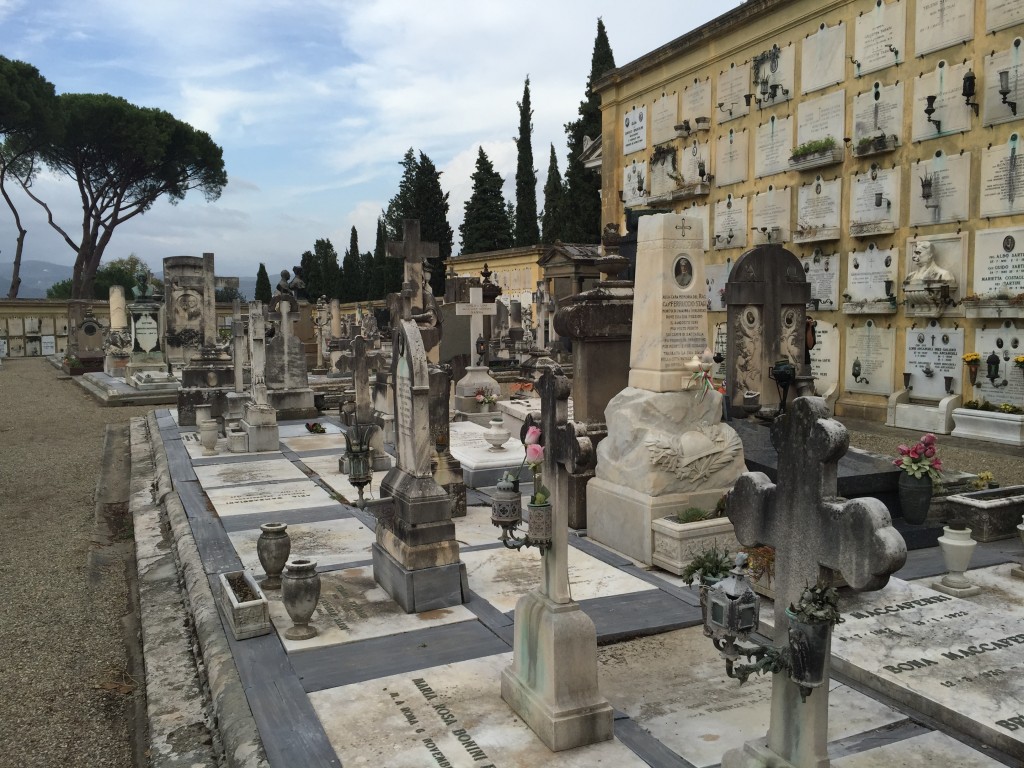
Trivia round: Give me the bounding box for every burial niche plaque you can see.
[802,21,846,94]
[714,195,747,250]
[908,151,970,227]
[980,137,1024,218]
[973,228,1024,298]
[904,323,964,400]
[982,46,1023,127]
[915,0,973,57]
[845,320,895,395]
[715,129,748,187]
[623,105,647,155]
[845,244,898,313]
[651,93,678,146]
[854,0,905,76]
[755,115,793,178]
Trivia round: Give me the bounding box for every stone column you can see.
[109,286,128,330]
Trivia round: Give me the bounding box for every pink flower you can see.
[526,443,544,465]
[921,433,937,446]
[524,426,541,445]
[893,458,903,467]
[931,458,943,471]
[909,445,922,459]
[897,444,910,456]
[476,393,484,403]
[924,445,935,458]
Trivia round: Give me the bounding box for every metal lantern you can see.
[703,555,760,643]
[987,351,1002,382]
[344,421,379,508]
[527,503,553,551]
[491,477,523,530]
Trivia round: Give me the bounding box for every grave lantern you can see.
[344,418,379,508]
[702,554,760,644]
[769,359,797,413]
[490,473,550,553]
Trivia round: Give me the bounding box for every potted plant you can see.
[652,494,739,576]
[789,136,841,168]
[785,582,843,696]
[893,432,943,525]
[963,352,981,385]
[475,387,498,411]
[679,542,732,586]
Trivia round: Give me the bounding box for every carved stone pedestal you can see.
[500,590,613,752]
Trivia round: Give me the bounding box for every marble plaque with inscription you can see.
[683,203,711,251]
[753,43,794,105]
[847,244,899,304]
[751,186,791,243]
[973,324,1024,405]
[979,138,1024,218]
[651,93,678,146]
[853,81,904,147]
[986,0,1024,32]
[649,147,678,198]
[713,196,747,250]
[905,323,964,400]
[680,138,710,186]
[974,228,1024,297]
[623,159,647,205]
[845,321,895,395]
[705,262,732,312]
[41,336,56,356]
[681,77,712,125]
[854,0,906,76]
[799,252,839,311]
[911,61,973,142]
[802,21,846,94]
[982,48,1024,128]
[797,89,845,146]
[915,0,973,56]
[796,176,841,236]
[716,65,750,123]
[623,105,647,155]
[850,166,900,233]
[908,151,970,226]
[754,115,793,178]
[808,320,840,397]
[715,128,748,187]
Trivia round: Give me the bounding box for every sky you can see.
[0,1,742,285]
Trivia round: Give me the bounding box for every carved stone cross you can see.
[248,301,269,407]
[336,334,388,423]
[455,286,497,364]
[727,396,906,767]
[387,219,439,316]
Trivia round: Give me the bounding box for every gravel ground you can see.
[0,357,1019,768]
[0,359,153,768]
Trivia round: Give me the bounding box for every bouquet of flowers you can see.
[475,387,498,405]
[893,433,942,480]
[305,422,326,434]
[523,426,550,505]
[962,352,981,364]
[1015,354,1024,371]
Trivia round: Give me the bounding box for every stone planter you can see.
[199,419,219,456]
[256,522,291,589]
[951,408,1024,446]
[217,570,272,640]
[898,473,933,525]
[651,516,739,576]
[944,485,1024,541]
[282,558,321,640]
[787,146,845,171]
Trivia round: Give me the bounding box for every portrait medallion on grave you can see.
[673,256,694,288]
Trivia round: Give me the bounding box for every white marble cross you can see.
[455,286,497,363]
[726,396,906,767]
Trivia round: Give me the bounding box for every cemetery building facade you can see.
[593,0,1024,435]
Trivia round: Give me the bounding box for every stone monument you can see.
[125,273,177,391]
[722,396,907,768]
[66,302,106,372]
[335,334,390,472]
[723,244,812,417]
[428,364,466,517]
[501,365,614,751]
[239,301,279,453]
[373,292,467,613]
[387,219,442,362]
[453,285,501,424]
[264,299,317,419]
[163,254,239,368]
[102,285,132,377]
[588,213,746,564]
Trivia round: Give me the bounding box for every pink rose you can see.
[893,458,903,467]
[524,426,541,445]
[924,446,935,458]
[931,458,943,471]
[526,443,544,464]
[921,433,936,446]
[909,445,921,459]
[897,444,910,456]
[476,394,484,402]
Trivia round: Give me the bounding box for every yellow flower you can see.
[962,352,981,363]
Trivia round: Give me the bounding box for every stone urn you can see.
[194,403,213,425]
[897,473,932,525]
[483,416,511,451]
[256,522,291,590]
[199,419,219,456]
[934,524,981,596]
[282,558,321,640]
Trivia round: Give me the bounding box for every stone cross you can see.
[530,365,596,603]
[726,396,906,768]
[387,219,439,316]
[232,298,246,393]
[201,252,217,348]
[337,334,388,424]
[248,302,269,407]
[456,286,497,364]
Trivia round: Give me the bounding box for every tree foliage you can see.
[562,18,614,243]
[540,143,565,245]
[340,227,362,302]
[46,254,157,299]
[459,146,512,255]
[14,90,227,298]
[384,148,452,297]
[0,56,60,298]
[366,214,392,300]
[300,238,339,301]
[255,262,272,303]
[514,76,539,247]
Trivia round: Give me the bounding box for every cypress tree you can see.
[367,214,394,298]
[341,227,362,301]
[514,76,539,247]
[459,146,513,255]
[540,143,565,245]
[316,237,340,301]
[563,17,615,243]
[255,263,272,302]
[412,151,453,297]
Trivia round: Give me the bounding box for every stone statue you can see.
[131,272,157,300]
[276,270,294,296]
[904,241,955,287]
[289,266,306,299]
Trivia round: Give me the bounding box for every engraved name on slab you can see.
[854,0,906,76]
[755,115,793,178]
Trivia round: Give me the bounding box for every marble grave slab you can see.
[205,479,341,518]
[228,517,375,576]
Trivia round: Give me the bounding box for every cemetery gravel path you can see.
[0,359,153,768]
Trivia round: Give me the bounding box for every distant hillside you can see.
[0,260,74,298]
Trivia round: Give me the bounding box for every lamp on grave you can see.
[986,352,1009,388]
[962,69,979,116]
[998,70,1017,115]
[768,359,796,414]
[475,334,488,366]
[702,554,761,668]
[343,417,379,508]
[924,95,941,133]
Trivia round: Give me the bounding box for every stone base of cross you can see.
[722,397,906,768]
[500,365,613,752]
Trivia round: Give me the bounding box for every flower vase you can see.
[785,610,831,692]
[967,362,979,386]
[527,502,553,550]
[934,526,981,595]
[483,417,511,451]
[897,473,933,525]
[256,522,291,590]
[199,419,219,456]
[282,559,321,640]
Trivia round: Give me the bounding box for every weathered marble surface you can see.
[194,458,307,488]
[205,480,340,518]
[228,518,374,576]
